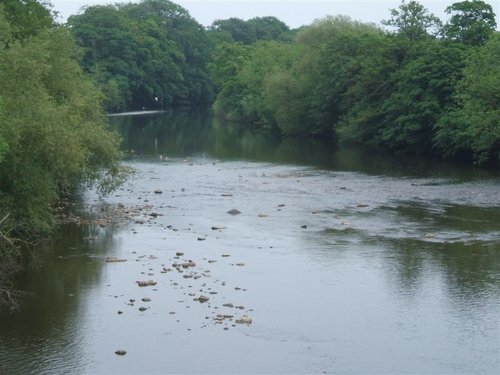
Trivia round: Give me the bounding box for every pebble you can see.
[194,295,210,303]
[137,280,157,287]
[235,315,252,324]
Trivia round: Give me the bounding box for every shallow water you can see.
[1,111,499,374]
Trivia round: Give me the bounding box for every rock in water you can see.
[235,315,252,324]
[227,209,241,216]
[194,295,209,303]
[115,350,127,356]
[136,280,157,287]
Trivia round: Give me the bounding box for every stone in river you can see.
[194,295,209,303]
[176,252,184,256]
[137,280,157,287]
[106,257,127,263]
[141,297,151,302]
[138,307,148,312]
[227,209,241,216]
[235,315,252,324]
[154,189,163,194]
[115,350,127,356]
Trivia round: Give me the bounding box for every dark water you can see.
[1,111,499,374]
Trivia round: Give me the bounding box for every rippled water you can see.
[1,111,499,374]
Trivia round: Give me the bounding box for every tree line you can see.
[68,0,498,165]
[0,0,124,306]
[209,1,499,165]
[66,0,294,111]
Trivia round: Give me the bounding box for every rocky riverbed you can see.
[2,154,499,374]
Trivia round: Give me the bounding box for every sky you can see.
[50,0,500,29]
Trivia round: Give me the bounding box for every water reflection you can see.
[110,110,500,179]
[0,221,121,374]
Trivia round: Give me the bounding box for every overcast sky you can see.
[51,0,500,30]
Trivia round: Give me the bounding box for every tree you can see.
[376,40,465,154]
[0,0,53,40]
[0,7,122,234]
[69,0,214,111]
[434,33,500,164]
[246,16,291,42]
[209,18,256,44]
[382,0,442,40]
[442,0,497,46]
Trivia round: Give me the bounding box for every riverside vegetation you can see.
[0,0,498,308]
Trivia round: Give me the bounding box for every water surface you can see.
[1,111,499,374]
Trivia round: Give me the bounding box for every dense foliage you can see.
[68,0,215,111]
[0,3,122,240]
[209,0,499,165]
[207,16,293,44]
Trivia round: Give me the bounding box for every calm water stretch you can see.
[1,111,499,374]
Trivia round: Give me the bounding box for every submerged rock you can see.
[227,209,241,216]
[106,257,127,263]
[115,350,127,356]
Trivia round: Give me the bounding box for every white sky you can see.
[51,0,500,29]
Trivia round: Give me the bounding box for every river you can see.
[1,110,499,374]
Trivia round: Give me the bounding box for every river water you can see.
[1,111,499,374]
